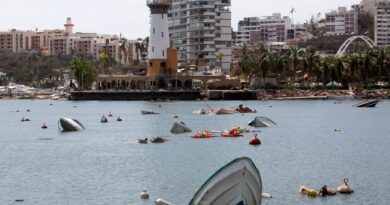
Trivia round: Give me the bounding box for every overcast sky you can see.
[0,0,359,39]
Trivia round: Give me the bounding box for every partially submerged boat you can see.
[151,137,168,143]
[214,108,236,115]
[59,118,85,132]
[138,138,148,144]
[235,104,257,113]
[189,157,262,205]
[171,122,192,134]
[354,100,379,108]
[141,110,160,115]
[248,117,277,128]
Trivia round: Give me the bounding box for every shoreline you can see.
[1,89,389,101]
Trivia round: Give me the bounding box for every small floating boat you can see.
[101,115,108,123]
[140,190,150,199]
[354,100,379,108]
[189,157,262,205]
[214,108,236,115]
[108,112,113,117]
[141,110,160,115]
[116,117,123,122]
[236,104,257,113]
[41,123,48,129]
[151,137,168,143]
[337,178,354,194]
[59,118,85,132]
[138,138,148,144]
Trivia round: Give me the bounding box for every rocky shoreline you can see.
[257,89,390,100]
[1,89,389,100]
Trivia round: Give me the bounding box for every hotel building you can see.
[0,18,120,62]
[168,0,233,73]
[235,14,293,45]
[375,0,390,46]
[325,7,358,36]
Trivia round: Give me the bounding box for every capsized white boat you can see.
[214,108,236,115]
[189,157,262,205]
[354,100,379,108]
[59,118,85,132]
[170,122,192,134]
[248,117,277,128]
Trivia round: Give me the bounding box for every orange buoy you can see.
[249,134,261,145]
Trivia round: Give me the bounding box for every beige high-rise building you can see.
[0,18,124,62]
[168,0,232,73]
[375,0,390,46]
[325,7,358,36]
[362,0,379,15]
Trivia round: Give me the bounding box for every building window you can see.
[152,46,154,52]
[162,50,165,56]
[162,32,164,37]
[153,28,155,34]
[150,62,153,67]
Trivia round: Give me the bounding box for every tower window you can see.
[153,28,155,34]
[162,32,164,37]
[162,50,165,56]
[152,46,154,52]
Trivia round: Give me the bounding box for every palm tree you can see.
[238,44,252,81]
[274,54,288,85]
[141,37,150,61]
[375,47,387,82]
[362,49,375,87]
[70,56,96,90]
[287,47,304,84]
[118,38,127,65]
[303,46,320,87]
[321,57,332,86]
[216,52,224,69]
[335,58,346,86]
[125,43,134,65]
[98,51,110,74]
[134,38,143,64]
[258,50,272,89]
[348,55,359,89]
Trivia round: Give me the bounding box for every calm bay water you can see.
[0,99,389,205]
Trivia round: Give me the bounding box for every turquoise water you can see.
[0,99,389,205]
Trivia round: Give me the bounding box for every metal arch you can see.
[335,36,375,57]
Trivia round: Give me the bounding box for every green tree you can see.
[287,47,304,84]
[239,44,252,81]
[70,56,96,90]
[303,46,320,87]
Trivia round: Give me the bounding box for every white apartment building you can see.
[362,0,378,15]
[325,7,358,36]
[375,0,390,46]
[235,14,293,45]
[0,18,121,62]
[168,0,232,73]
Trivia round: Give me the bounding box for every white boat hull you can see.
[189,157,262,205]
[59,118,85,132]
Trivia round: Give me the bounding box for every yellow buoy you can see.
[307,189,318,197]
